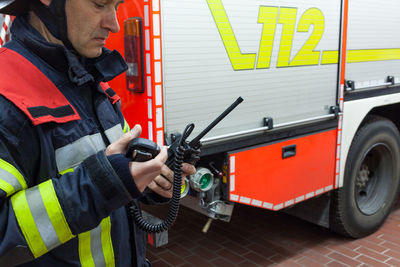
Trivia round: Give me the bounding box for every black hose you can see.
[132,124,194,233]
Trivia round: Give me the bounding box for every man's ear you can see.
[39,0,51,7]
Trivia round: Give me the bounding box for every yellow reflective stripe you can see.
[123,119,130,134]
[79,231,95,267]
[39,180,74,243]
[101,217,115,267]
[0,158,27,196]
[321,49,400,65]
[347,48,400,63]
[0,159,27,189]
[321,51,339,65]
[11,180,75,258]
[59,168,74,175]
[79,217,115,267]
[0,179,14,196]
[11,190,48,258]
[206,0,256,70]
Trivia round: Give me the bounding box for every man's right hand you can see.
[105,124,168,192]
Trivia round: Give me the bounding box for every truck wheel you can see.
[330,116,400,238]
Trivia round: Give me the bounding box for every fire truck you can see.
[2,0,400,239]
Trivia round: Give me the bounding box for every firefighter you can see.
[0,0,195,266]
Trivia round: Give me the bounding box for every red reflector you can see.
[124,18,144,93]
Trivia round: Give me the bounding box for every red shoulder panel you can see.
[100,82,121,105]
[0,48,80,125]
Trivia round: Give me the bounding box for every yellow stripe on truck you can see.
[322,49,400,65]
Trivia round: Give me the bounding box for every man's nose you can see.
[102,9,120,33]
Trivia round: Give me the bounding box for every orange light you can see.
[124,18,144,93]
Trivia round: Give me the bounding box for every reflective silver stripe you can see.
[91,224,106,267]
[55,133,106,172]
[104,124,123,144]
[25,187,60,250]
[0,168,22,192]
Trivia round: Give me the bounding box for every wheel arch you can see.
[340,94,400,188]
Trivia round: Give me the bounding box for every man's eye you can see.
[94,2,105,8]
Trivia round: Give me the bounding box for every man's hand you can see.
[105,124,196,196]
[147,163,196,198]
[106,124,142,156]
[106,124,167,192]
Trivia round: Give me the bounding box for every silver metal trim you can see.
[201,114,337,144]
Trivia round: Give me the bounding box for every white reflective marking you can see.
[273,204,283,210]
[148,121,153,141]
[145,30,150,51]
[157,130,163,146]
[239,196,251,204]
[251,199,262,207]
[285,199,294,207]
[325,185,333,191]
[154,38,161,60]
[156,108,163,128]
[336,174,340,188]
[306,192,315,199]
[90,224,106,267]
[55,133,106,172]
[337,130,342,145]
[152,0,159,11]
[144,5,149,27]
[26,187,60,250]
[295,195,305,203]
[0,168,22,192]
[155,85,162,106]
[147,76,152,97]
[230,156,235,173]
[104,124,123,144]
[263,202,273,209]
[4,15,10,26]
[315,188,324,195]
[230,194,239,201]
[153,14,160,36]
[146,53,151,74]
[0,27,6,43]
[229,175,235,192]
[148,99,152,119]
[154,61,161,83]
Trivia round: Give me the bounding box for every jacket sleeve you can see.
[0,97,136,265]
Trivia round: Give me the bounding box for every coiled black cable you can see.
[132,124,194,233]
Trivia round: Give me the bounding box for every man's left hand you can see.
[147,163,196,198]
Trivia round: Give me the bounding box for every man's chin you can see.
[78,47,103,58]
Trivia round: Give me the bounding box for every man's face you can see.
[65,0,124,58]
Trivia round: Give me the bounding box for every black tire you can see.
[330,116,400,238]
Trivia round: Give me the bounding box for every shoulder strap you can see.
[100,82,120,105]
[0,48,80,125]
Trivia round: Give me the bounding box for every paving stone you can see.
[145,201,400,266]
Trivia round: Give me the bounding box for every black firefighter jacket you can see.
[0,15,155,267]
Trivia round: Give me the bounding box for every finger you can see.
[182,163,196,176]
[153,146,168,163]
[123,124,142,143]
[148,181,172,198]
[153,175,172,190]
[105,124,142,155]
[160,164,174,182]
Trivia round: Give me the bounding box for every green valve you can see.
[199,173,212,190]
[190,167,214,192]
